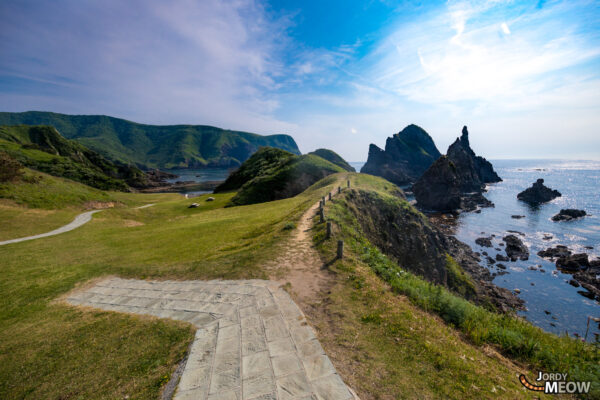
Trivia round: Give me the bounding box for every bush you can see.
[0,152,23,182]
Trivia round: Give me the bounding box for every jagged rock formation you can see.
[360,124,441,185]
[413,126,501,212]
[344,189,524,312]
[517,179,561,205]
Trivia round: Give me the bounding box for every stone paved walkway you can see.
[66,277,356,400]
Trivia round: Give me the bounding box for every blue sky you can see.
[1,0,599,160]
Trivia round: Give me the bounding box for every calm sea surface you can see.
[174,161,599,337]
[453,160,600,338]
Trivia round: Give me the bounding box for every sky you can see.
[1,0,599,161]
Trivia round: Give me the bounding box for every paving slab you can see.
[66,277,357,400]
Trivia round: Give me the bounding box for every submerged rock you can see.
[503,234,529,261]
[556,253,589,271]
[551,209,586,222]
[538,245,571,259]
[517,179,561,206]
[361,124,441,185]
[475,237,493,247]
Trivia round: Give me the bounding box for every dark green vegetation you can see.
[316,174,599,398]
[214,147,345,206]
[0,111,300,169]
[308,148,355,171]
[0,125,147,190]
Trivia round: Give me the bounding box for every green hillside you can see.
[0,125,147,191]
[214,147,345,206]
[0,111,301,169]
[308,148,355,171]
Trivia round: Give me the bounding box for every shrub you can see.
[0,151,23,182]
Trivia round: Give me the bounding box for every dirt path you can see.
[269,193,336,309]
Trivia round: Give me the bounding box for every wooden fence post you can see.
[319,208,324,223]
[338,186,341,194]
[337,240,344,259]
[328,192,332,201]
[347,180,350,188]
[326,222,332,239]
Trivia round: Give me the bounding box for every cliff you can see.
[360,124,441,185]
[413,126,501,212]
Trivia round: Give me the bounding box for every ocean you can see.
[175,160,599,338]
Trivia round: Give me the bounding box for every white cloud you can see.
[501,22,511,34]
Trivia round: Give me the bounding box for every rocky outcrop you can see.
[344,189,523,312]
[502,235,529,261]
[517,179,561,206]
[413,126,501,212]
[552,209,586,221]
[361,124,441,185]
[538,244,600,300]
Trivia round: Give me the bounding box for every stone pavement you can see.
[66,277,356,400]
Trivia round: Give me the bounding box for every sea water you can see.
[453,160,600,338]
[352,160,599,337]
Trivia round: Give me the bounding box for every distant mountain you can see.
[360,124,441,185]
[0,125,147,191]
[214,147,345,206]
[308,149,355,172]
[413,126,501,212]
[0,111,301,169]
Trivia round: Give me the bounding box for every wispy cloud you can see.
[0,0,297,133]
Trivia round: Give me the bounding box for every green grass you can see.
[0,169,178,240]
[0,125,148,190]
[0,111,301,169]
[315,174,599,398]
[0,174,340,399]
[216,147,345,206]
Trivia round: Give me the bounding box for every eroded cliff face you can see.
[360,125,441,186]
[343,189,523,312]
[413,126,501,212]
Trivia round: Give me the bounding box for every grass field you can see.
[0,171,596,399]
[0,174,336,399]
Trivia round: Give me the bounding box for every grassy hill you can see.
[0,125,148,190]
[0,111,301,169]
[1,172,594,399]
[308,148,355,171]
[214,147,345,206]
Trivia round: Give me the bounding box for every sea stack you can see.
[413,126,501,212]
[361,124,441,185]
[517,179,561,206]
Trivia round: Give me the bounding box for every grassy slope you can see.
[229,153,345,206]
[308,148,355,172]
[310,173,597,398]
[0,111,301,168]
[0,176,336,399]
[0,168,174,240]
[0,125,146,190]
